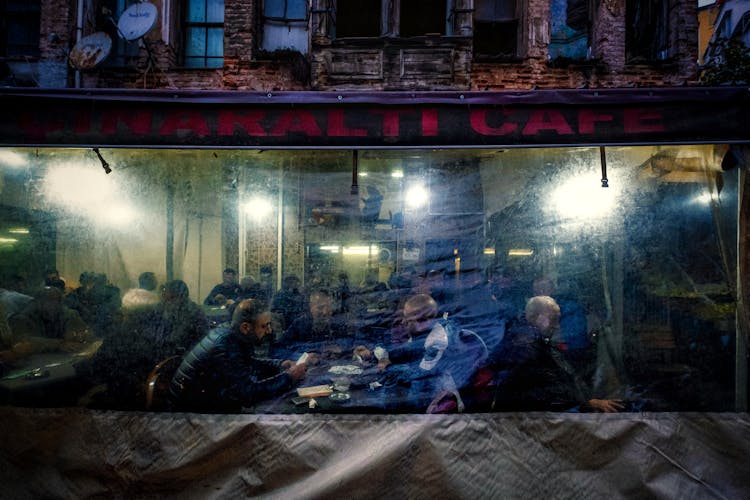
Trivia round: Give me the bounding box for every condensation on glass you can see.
[0,145,739,412]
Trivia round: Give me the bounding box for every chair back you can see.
[145,355,182,411]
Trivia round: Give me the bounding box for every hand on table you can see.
[286,362,307,381]
[377,359,391,372]
[589,398,624,413]
[353,345,373,362]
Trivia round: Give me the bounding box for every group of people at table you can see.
[173,268,625,414]
[1,266,625,414]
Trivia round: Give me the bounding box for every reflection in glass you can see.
[0,145,740,413]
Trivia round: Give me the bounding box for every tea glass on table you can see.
[329,375,352,402]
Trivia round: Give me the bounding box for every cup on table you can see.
[332,376,351,393]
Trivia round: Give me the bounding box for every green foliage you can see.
[700,37,750,86]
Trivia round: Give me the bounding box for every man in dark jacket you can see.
[203,268,241,306]
[169,299,307,413]
[491,295,622,412]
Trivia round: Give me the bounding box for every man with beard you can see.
[170,299,307,413]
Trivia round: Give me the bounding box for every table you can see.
[0,341,102,407]
[254,359,414,414]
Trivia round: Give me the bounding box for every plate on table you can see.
[328,365,363,376]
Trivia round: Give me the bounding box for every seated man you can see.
[270,274,306,331]
[355,293,483,412]
[121,271,160,309]
[64,272,121,338]
[203,268,241,307]
[491,295,622,412]
[9,286,92,354]
[169,299,307,413]
[410,319,489,413]
[275,288,353,361]
[154,279,209,355]
[354,293,440,374]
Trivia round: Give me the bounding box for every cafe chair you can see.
[145,355,182,411]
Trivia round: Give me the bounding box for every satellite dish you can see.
[118,2,158,41]
[69,32,112,70]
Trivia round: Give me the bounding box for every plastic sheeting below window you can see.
[0,408,748,498]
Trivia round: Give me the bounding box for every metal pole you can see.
[736,156,749,411]
[277,166,285,290]
[166,182,174,281]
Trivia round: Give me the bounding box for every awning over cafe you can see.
[1,87,749,148]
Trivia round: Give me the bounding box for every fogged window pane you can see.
[0,146,739,413]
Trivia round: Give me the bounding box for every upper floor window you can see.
[548,0,590,61]
[99,0,141,67]
[334,0,382,38]
[1,0,40,58]
[400,0,447,36]
[626,0,669,62]
[261,0,308,53]
[332,0,454,39]
[184,0,224,67]
[474,0,518,59]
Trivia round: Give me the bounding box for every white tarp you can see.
[1,408,749,499]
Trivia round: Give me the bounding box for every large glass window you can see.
[184,0,224,67]
[0,145,740,413]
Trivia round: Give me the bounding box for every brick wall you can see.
[471,0,699,90]
[35,0,700,91]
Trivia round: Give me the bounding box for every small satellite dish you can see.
[69,32,112,70]
[118,2,158,41]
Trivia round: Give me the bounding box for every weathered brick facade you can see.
[27,0,698,91]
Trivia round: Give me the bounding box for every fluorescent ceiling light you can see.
[508,248,534,256]
[343,245,378,255]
